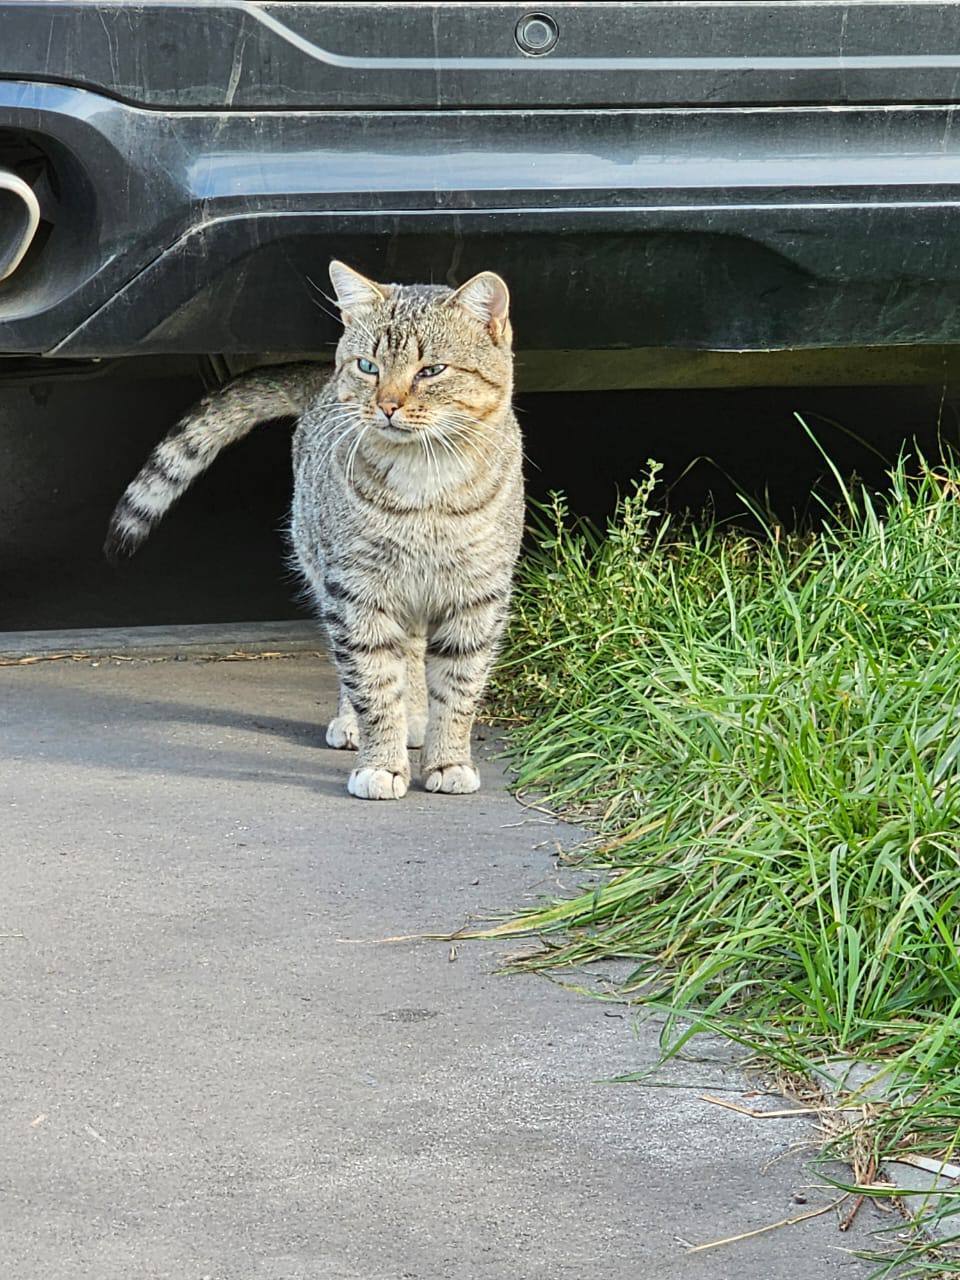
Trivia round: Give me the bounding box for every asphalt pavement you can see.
[1,643,881,1278]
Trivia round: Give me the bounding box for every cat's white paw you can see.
[326,715,359,750]
[348,767,409,800]
[406,715,428,750]
[423,763,481,795]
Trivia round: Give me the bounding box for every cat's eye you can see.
[356,357,379,375]
[418,364,447,379]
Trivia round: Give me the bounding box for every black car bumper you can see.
[3,2,960,361]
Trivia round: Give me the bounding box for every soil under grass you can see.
[487,432,960,1275]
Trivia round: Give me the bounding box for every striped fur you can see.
[104,363,327,561]
[106,261,524,800]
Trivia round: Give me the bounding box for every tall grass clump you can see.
[488,442,960,1243]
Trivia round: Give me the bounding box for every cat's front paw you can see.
[348,767,409,800]
[326,714,359,750]
[423,763,481,795]
[406,715,428,750]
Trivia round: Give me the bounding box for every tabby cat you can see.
[105,261,524,801]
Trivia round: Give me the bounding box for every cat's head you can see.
[328,260,513,445]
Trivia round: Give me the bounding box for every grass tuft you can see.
[489,438,960,1268]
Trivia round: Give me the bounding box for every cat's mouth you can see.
[377,420,417,439]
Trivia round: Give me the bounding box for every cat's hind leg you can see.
[294,553,361,751]
[325,686,359,750]
[404,629,428,750]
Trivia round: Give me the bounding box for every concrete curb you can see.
[814,1060,960,1242]
[0,620,322,659]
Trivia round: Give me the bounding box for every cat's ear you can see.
[448,271,510,341]
[328,260,389,321]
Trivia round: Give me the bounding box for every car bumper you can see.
[3,80,960,358]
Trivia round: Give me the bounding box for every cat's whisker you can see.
[429,430,452,488]
[420,427,442,490]
[314,408,357,435]
[316,414,362,468]
[319,426,359,471]
[320,411,362,437]
[456,422,515,453]
[346,421,373,488]
[429,428,471,474]
[442,415,530,468]
[438,421,511,465]
[304,293,340,324]
[441,410,498,435]
[429,430,463,467]
[319,418,358,446]
[441,417,502,445]
[343,430,362,485]
[302,276,346,327]
[430,433,450,486]
[417,429,432,486]
[341,312,380,350]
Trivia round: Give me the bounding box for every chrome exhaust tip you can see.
[0,169,41,282]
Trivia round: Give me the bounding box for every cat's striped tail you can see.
[104,362,325,561]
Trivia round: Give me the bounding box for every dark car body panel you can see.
[6,2,960,111]
[2,1,960,371]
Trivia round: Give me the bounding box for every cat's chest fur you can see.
[289,402,521,629]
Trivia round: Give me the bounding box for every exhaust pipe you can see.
[0,169,40,282]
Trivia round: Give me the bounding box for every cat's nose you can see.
[378,400,399,418]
